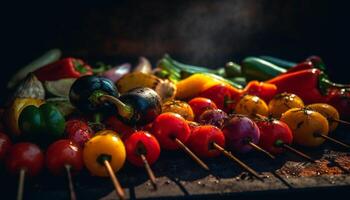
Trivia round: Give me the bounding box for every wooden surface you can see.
[1,127,350,200]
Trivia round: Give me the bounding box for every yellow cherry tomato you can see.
[306,103,340,132]
[268,92,304,119]
[83,131,126,177]
[280,108,329,147]
[5,98,44,136]
[235,95,268,117]
[162,100,194,121]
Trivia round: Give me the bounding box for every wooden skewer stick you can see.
[17,168,26,200]
[316,134,350,149]
[281,143,316,163]
[174,138,210,171]
[331,118,350,126]
[104,160,125,200]
[212,142,263,181]
[65,165,77,200]
[140,154,157,190]
[248,142,276,160]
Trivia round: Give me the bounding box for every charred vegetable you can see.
[70,75,161,126]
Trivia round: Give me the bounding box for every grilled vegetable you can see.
[241,57,286,81]
[306,103,340,132]
[235,95,269,117]
[161,100,194,121]
[133,57,152,74]
[116,72,176,102]
[8,73,45,104]
[83,131,126,177]
[5,98,44,137]
[268,93,305,118]
[44,78,76,97]
[280,108,329,147]
[7,49,61,89]
[243,81,277,103]
[18,103,66,145]
[34,57,93,81]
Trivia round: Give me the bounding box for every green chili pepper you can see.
[19,103,66,145]
[241,57,287,81]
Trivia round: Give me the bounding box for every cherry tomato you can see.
[83,131,126,177]
[188,97,217,121]
[152,112,191,150]
[65,119,93,147]
[255,119,293,155]
[5,143,44,176]
[268,92,304,118]
[235,95,269,117]
[46,139,84,175]
[187,125,225,158]
[280,108,329,147]
[198,109,228,129]
[104,116,136,140]
[222,115,260,153]
[0,132,12,162]
[199,84,241,114]
[161,100,194,121]
[327,88,350,120]
[306,103,340,132]
[125,131,160,167]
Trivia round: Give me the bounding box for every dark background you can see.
[2,0,350,91]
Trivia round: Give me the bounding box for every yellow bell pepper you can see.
[5,98,44,136]
[83,131,126,177]
[175,73,230,99]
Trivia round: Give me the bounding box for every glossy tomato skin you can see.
[222,115,260,153]
[65,119,93,147]
[188,97,217,121]
[0,132,12,161]
[199,84,241,114]
[125,131,160,167]
[255,120,293,155]
[187,125,225,158]
[327,88,350,120]
[152,113,191,150]
[46,139,84,175]
[5,143,44,176]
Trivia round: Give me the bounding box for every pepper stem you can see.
[99,95,133,120]
[321,77,350,89]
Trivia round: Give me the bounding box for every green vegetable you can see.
[19,103,65,145]
[259,56,296,69]
[7,49,61,89]
[241,57,287,81]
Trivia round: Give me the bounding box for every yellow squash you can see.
[268,92,304,118]
[235,95,269,117]
[162,100,194,121]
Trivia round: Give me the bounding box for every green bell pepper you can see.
[19,103,65,145]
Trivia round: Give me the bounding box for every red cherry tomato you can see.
[187,125,225,158]
[188,97,217,121]
[125,131,160,167]
[199,84,241,114]
[105,116,136,140]
[0,132,12,162]
[5,143,44,176]
[152,113,191,150]
[46,139,84,175]
[65,119,93,147]
[255,119,293,155]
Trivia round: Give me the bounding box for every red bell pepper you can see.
[286,61,314,73]
[243,80,277,102]
[267,68,350,104]
[34,57,93,81]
